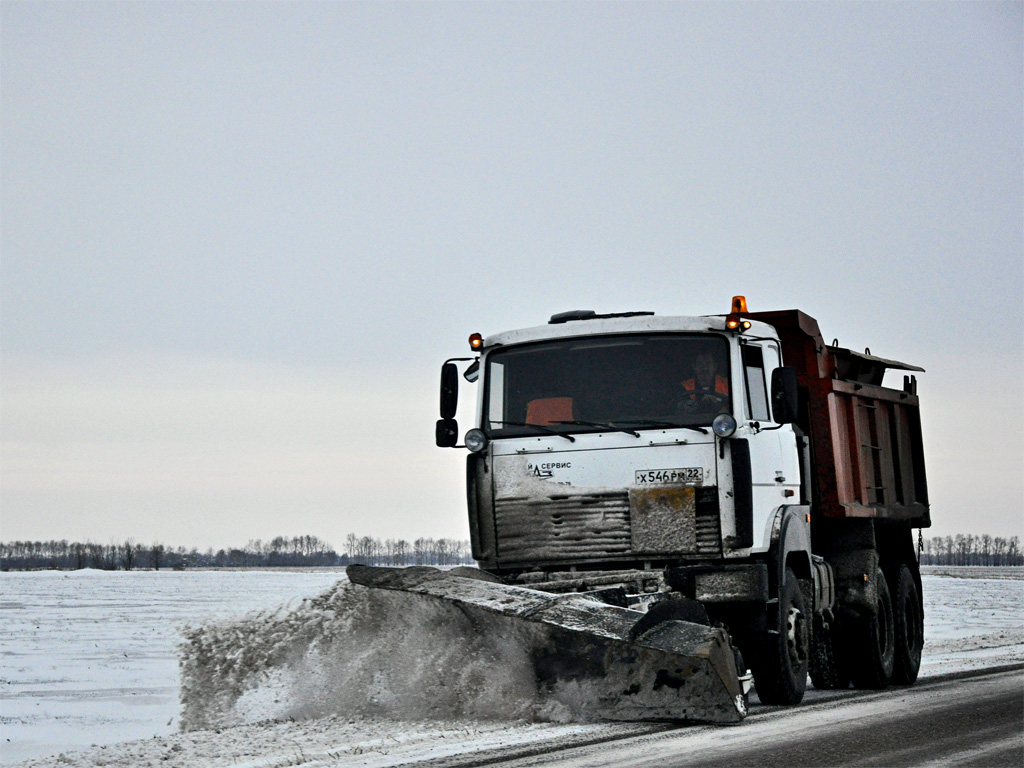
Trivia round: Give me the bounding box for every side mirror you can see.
[770,367,799,424]
[440,362,459,419]
[435,418,458,447]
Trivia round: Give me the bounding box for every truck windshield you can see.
[484,333,731,437]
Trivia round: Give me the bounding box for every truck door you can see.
[740,343,787,551]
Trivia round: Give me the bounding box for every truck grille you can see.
[695,487,722,555]
[495,491,631,563]
[494,486,722,563]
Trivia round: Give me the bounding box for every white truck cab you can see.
[443,306,800,570]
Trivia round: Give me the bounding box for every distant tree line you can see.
[919,534,1022,566]
[0,534,473,571]
[5,533,1019,570]
[343,534,470,567]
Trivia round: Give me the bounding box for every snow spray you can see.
[179,579,593,730]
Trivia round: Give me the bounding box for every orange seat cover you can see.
[525,397,574,426]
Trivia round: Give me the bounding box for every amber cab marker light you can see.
[725,314,751,332]
[731,295,748,313]
[469,333,483,351]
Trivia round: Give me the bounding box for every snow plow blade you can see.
[346,565,747,723]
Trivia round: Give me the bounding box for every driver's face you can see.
[695,354,716,387]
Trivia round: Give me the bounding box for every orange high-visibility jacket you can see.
[682,376,729,396]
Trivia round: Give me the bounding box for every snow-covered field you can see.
[1,569,345,764]
[1,566,1022,767]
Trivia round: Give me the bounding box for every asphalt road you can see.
[439,667,1023,768]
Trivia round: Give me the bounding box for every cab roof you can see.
[482,312,779,349]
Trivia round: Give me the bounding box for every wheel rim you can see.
[786,605,807,668]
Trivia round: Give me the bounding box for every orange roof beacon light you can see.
[468,332,484,351]
[725,295,751,333]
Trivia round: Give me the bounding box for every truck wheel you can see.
[752,568,808,705]
[848,567,894,689]
[890,564,923,685]
[628,597,709,640]
[809,616,849,690]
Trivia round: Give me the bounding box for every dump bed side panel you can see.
[744,310,930,527]
[816,379,929,523]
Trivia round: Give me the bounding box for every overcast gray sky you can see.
[2,1,1021,548]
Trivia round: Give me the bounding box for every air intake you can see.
[549,310,597,324]
[548,310,655,324]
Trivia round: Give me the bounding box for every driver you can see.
[682,351,729,409]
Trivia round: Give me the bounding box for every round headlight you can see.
[464,428,488,453]
[712,413,738,438]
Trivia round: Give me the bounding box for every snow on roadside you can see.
[919,569,1024,675]
[23,717,628,768]
[3,567,1022,768]
[0,569,345,765]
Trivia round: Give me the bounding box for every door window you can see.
[742,345,770,422]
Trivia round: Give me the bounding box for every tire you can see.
[629,597,709,640]
[890,564,923,685]
[752,568,809,705]
[809,615,850,690]
[848,567,895,689]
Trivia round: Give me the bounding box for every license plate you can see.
[635,467,704,485]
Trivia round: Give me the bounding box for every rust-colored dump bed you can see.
[745,310,930,526]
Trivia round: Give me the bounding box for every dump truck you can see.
[349,297,930,723]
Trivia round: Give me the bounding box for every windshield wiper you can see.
[490,421,576,442]
[553,420,641,438]
[619,419,709,435]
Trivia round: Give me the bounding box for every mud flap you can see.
[347,565,746,723]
